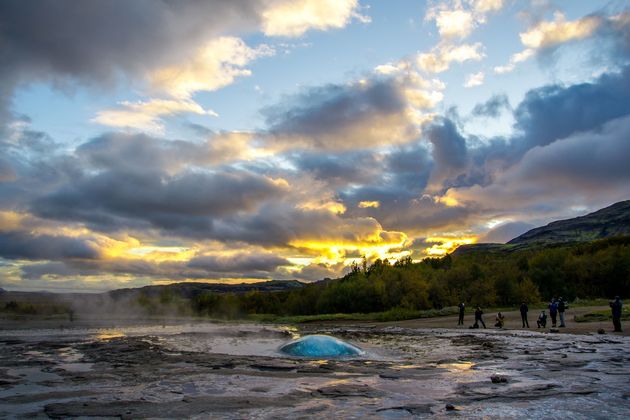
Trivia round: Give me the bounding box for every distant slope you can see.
[508,200,630,245]
[454,200,630,256]
[108,280,304,300]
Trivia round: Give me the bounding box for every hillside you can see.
[107,280,304,300]
[508,200,630,245]
[455,200,630,256]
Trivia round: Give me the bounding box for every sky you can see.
[1,0,629,292]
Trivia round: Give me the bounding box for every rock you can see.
[597,328,606,334]
[491,374,508,383]
[550,328,560,333]
[445,403,457,411]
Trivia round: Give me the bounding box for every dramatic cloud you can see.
[149,37,274,99]
[495,11,630,73]
[188,253,289,273]
[76,131,259,173]
[32,169,288,237]
[264,71,442,151]
[513,66,630,152]
[444,114,630,214]
[0,231,100,260]
[1,2,628,290]
[0,0,367,124]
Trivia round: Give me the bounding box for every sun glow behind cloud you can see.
[424,236,478,256]
[1,0,629,291]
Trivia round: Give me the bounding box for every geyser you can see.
[279,334,363,357]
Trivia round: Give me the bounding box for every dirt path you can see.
[376,305,628,335]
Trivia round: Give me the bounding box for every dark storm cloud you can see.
[0,0,260,82]
[77,132,212,173]
[0,157,16,182]
[0,231,100,260]
[425,118,468,189]
[448,113,630,214]
[471,94,511,118]
[19,251,289,282]
[513,65,630,153]
[290,150,381,186]
[263,76,418,150]
[0,1,265,124]
[418,65,630,196]
[32,169,287,237]
[188,253,289,273]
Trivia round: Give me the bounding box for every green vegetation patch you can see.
[574,307,630,323]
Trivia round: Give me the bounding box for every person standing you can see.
[549,298,558,328]
[475,306,486,329]
[610,296,623,332]
[458,302,465,326]
[558,297,568,327]
[520,302,529,328]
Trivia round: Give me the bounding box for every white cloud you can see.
[150,37,274,99]
[495,12,606,74]
[520,12,601,49]
[417,43,485,73]
[493,48,534,74]
[469,0,504,14]
[93,99,217,133]
[261,0,369,37]
[425,0,505,40]
[464,71,485,87]
[434,9,476,39]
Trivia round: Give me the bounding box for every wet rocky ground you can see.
[1,323,629,418]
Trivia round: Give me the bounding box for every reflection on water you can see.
[94,330,126,341]
[437,361,475,372]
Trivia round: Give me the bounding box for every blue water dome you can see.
[279,334,364,357]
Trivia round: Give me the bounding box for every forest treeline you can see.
[139,236,630,319]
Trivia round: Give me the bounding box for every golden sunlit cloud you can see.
[520,12,600,49]
[0,211,26,230]
[150,37,274,99]
[417,43,485,73]
[424,236,477,256]
[358,201,380,208]
[298,201,347,214]
[495,12,603,74]
[262,0,369,37]
[93,99,216,133]
[434,194,461,207]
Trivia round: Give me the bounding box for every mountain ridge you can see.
[454,199,630,255]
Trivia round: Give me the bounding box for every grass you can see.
[574,306,630,323]
[246,298,617,325]
[248,306,461,324]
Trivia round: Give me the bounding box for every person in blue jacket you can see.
[549,298,558,327]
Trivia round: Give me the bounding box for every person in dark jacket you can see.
[474,306,486,329]
[537,311,547,328]
[610,296,623,332]
[549,299,558,327]
[520,302,529,328]
[558,297,568,327]
[458,302,465,326]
